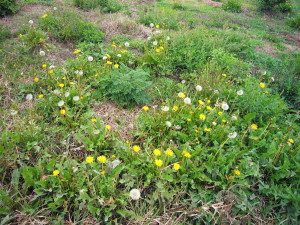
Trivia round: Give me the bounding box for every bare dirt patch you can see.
[47,40,74,64]
[0,4,51,33]
[256,42,277,57]
[93,102,140,140]
[100,13,152,41]
[203,0,223,8]
[285,33,300,48]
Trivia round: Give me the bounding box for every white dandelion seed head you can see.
[64,92,70,97]
[147,36,152,41]
[161,106,169,112]
[231,115,238,121]
[129,189,141,200]
[165,121,172,127]
[181,80,186,84]
[26,94,33,101]
[202,205,210,211]
[212,121,217,126]
[166,36,170,41]
[110,159,121,169]
[228,132,238,139]
[78,70,83,76]
[102,56,108,60]
[237,90,244,96]
[196,85,203,91]
[53,7,57,11]
[175,125,182,130]
[152,40,158,46]
[124,42,130,47]
[39,50,45,56]
[72,167,78,173]
[57,100,64,107]
[214,90,219,94]
[271,77,275,82]
[87,56,94,62]
[150,23,154,28]
[117,54,122,58]
[93,129,100,135]
[73,96,80,102]
[53,89,60,95]
[28,20,34,25]
[10,110,18,115]
[49,65,55,69]
[184,97,191,105]
[221,102,229,111]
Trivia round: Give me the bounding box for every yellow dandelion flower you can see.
[91,118,97,123]
[218,111,223,116]
[105,125,111,130]
[58,83,64,88]
[154,159,163,167]
[100,170,106,175]
[106,61,113,65]
[206,99,211,104]
[52,170,60,176]
[182,150,191,158]
[199,114,206,121]
[187,118,192,122]
[204,128,211,132]
[222,119,227,123]
[222,74,227,77]
[69,81,75,85]
[206,106,212,111]
[153,149,162,157]
[114,64,119,69]
[287,138,294,145]
[156,24,160,29]
[97,155,107,163]
[233,169,241,176]
[172,105,179,112]
[132,145,140,153]
[198,100,205,105]
[142,106,149,111]
[41,13,48,19]
[173,163,180,171]
[38,94,44,99]
[165,148,174,157]
[85,156,94,164]
[155,48,161,53]
[60,109,66,115]
[178,92,186,99]
[33,77,39,82]
[48,69,54,74]
[259,82,266,89]
[42,64,47,69]
[73,49,81,55]
[250,123,258,130]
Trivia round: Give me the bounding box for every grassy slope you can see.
[0,0,299,224]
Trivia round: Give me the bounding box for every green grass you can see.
[0,0,299,224]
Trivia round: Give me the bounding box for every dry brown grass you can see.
[93,102,140,140]
[100,13,151,41]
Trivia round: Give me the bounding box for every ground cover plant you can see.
[0,0,299,224]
